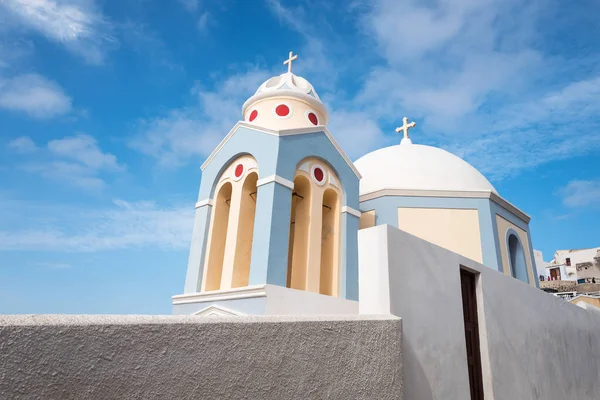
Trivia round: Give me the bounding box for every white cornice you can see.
[172,285,267,305]
[200,122,362,181]
[195,199,214,208]
[341,205,361,218]
[360,188,530,223]
[256,174,295,190]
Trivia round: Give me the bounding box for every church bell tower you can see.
[172,52,361,316]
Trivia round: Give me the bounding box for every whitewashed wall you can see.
[359,225,600,400]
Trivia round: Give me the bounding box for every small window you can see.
[566,258,571,266]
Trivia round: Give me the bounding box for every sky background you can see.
[1,0,599,314]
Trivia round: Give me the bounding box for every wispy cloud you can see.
[559,179,600,208]
[0,197,193,252]
[10,134,124,190]
[130,68,271,167]
[7,136,38,153]
[0,0,115,64]
[179,0,199,13]
[0,73,71,118]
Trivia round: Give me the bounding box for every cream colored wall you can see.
[495,214,535,286]
[244,96,326,130]
[287,158,341,297]
[397,208,483,263]
[360,210,376,230]
[571,296,600,309]
[201,155,258,292]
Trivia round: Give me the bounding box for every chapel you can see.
[172,52,538,316]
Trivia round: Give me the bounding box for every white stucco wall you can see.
[359,225,600,400]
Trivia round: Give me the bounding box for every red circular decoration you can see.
[275,104,290,117]
[308,112,318,125]
[313,167,324,182]
[249,110,258,122]
[234,164,244,178]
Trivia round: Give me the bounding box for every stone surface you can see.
[0,314,403,400]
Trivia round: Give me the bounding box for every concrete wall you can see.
[359,225,600,400]
[0,314,402,400]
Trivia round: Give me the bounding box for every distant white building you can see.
[543,247,600,283]
[534,250,548,280]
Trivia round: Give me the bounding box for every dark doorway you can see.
[460,269,484,399]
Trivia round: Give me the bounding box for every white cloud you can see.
[7,136,38,153]
[48,134,122,171]
[131,68,271,167]
[0,197,193,252]
[13,134,124,190]
[559,179,600,208]
[0,0,114,64]
[327,109,393,160]
[0,73,71,118]
[179,0,199,12]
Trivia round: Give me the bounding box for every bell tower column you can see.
[248,176,294,287]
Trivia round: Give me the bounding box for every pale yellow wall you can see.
[397,208,483,263]
[495,214,535,286]
[360,210,376,230]
[287,158,341,297]
[571,297,600,309]
[244,96,326,130]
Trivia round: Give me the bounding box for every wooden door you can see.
[460,269,484,400]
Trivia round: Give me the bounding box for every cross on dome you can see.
[396,117,416,144]
[283,51,298,73]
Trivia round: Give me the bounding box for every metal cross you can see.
[283,51,298,73]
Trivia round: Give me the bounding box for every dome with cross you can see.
[242,52,328,130]
[354,117,498,196]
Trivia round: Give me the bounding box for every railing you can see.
[552,291,600,301]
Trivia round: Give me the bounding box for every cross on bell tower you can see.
[396,117,416,144]
[283,51,298,73]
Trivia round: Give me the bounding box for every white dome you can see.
[354,142,497,196]
[241,72,328,122]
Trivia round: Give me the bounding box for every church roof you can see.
[354,140,498,196]
[241,71,327,121]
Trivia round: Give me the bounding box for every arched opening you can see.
[231,172,258,288]
[287,175,311,290]
[320,188,339,296]
[204,182,232,291]
[508,233,529,283]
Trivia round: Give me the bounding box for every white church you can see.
[2,53,598,400]
[167,53,600,400]
[173,51,537,317]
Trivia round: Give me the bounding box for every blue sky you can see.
[1,0,599,314]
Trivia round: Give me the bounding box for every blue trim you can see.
[183,204,212,293]
[505,228,530,284]
[341,212,359,300]
[359,195,500,271]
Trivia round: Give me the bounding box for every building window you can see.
[566,257,571,266]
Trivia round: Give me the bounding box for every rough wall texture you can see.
[359,225,600,400]
[0,314,403,400]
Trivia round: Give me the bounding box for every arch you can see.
[207,152,257,199]
[507,230,529,283]
[204,181,232,291]
[231,171,258,288]
[286,157,342,297]
[320,188,340,296]
[287,174,311,290]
